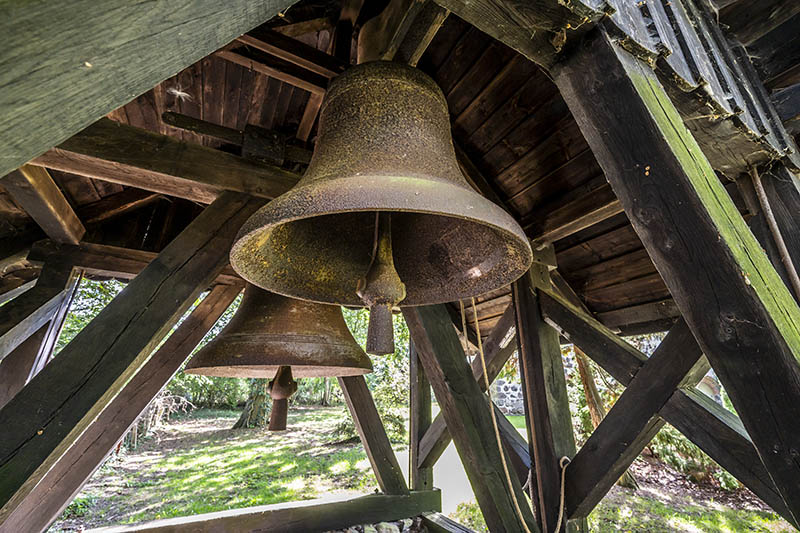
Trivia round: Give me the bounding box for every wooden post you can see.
[0,192,262,522]
[409,341,433,491]
[1,284,241,533]
[338,375,409,495]
[512,266,580,533]
[553,28,800,522]
[404,305,538,533]
[0,264,80,409]
[417,304,517,469]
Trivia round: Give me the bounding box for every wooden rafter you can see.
[1,284,241,533]
[0,192,263,522]
[1,165,85,245]
[0,0,298,178]
[31,119,300,204]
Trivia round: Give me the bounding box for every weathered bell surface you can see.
[230,61,532,352]
[184,285,372,378]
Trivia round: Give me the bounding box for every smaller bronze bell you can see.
[184,285,372,378]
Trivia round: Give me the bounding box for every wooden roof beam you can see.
[238,25,348,78]
[216,47,328,95]
[29,119,300,205]
[1,165,85,245]
[0,193,261,521]
[28,240,242,286]
[76,189,162,226]
[0,0,298,178]
[0,284,241,533]
[553,28,800,521]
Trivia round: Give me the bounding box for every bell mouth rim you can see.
[231,175,533,307]
[234,175,532,250]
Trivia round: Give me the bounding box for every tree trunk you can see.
[322,377,332,406]
[233,379,270,429]
[575,347,638,490]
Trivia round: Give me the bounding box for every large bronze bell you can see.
[231,61,532,354]
[184,285,372,378]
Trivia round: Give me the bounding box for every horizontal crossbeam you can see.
[85,491,441,533]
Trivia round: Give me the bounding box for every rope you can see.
[750,165,800,301]
[554,456,570,533]
[466,298,533,533]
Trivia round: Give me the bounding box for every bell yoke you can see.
[230,61,532,354]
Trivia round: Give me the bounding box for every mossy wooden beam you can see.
[404,304,538,533]
[0,0,297,177]
[0,192,262,523]
[1,284,241,533]
[553,30,800,521]
[539,288,798,527]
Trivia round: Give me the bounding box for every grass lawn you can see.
[52,407,794,532]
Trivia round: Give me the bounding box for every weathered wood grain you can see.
[0,192,263,522]
[84,491,441,533]
[338,375,409,495]
[31,119,300,204]
[1,166,84,245]
[404,304,537,532]
[512,269,578,533]
[0,0,297,177]
[417,304,517,469]
[565,320,706,518]
[1,284,241,533]
[409,342,433,491]
[554,29,800,521]
[77,189,162,225]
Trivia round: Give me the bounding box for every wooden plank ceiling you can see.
[3,0,798,338]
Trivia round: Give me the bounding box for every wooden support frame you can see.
[552,27,800,522]
[417,304,517,468]
[409,341,433,491]
[564,319,707,518]
[539,288,798,526]
[2,284,241,533]
[404,304,537,533]
[338,375,409,495]
[512,267,579,533]
[31,119,299,204]
[0,0,297,177]
[0,263,79,363]
[0,192,263,522]
[1,165,85,245]
[84,491,441,533]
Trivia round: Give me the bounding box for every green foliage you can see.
[62,495,97,519]
[451,502,489,532]
[56,278,125,354]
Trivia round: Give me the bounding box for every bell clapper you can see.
[357,212,406,355]
[268,366,298,431]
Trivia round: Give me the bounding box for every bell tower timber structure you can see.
[1,0,800,531]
